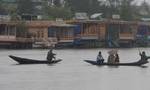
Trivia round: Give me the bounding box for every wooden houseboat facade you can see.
[0,21,32,48]
[106,20,137,47]
[67,20,137,48]
[26,21,57,48]
[67,20,106,48]
[48,24,76,48]
[1,20,150,49]
[136,22,150,46]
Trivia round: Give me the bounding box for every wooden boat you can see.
[84,60,149,66]
[9,55,62,64]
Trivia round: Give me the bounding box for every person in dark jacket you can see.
[47,49,56,62]
[115,53,120,63]
[138,51,148,63]
[140,51,146,59]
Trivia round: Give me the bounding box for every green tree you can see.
[53,0,62,7]
[139,0,150,18]
[17,0,35,15]
[4,4,18,20]
[0,1,19,20]
[0,1,6,14]
[45,6,72,20]
[120,0,135,20]
[101,0,135,20]
[100,0,121,18]
[66,0,101,15]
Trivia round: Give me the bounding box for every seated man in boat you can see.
[114,53,120,63]
[47,49,56,62]
[96,51,104,63]
[138,51,148,63]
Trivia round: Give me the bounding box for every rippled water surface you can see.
[0,48,150,90]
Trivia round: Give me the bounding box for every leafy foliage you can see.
[119,0,134,20]
[1,0,150,21]
[0,1,7,14]
[44,6,72,20]
[17,0,35,15]
[66,0,101,15]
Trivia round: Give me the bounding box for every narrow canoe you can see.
[9,55,62,64]
[84,60,149,66]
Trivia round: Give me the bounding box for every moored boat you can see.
[9,55,62,64]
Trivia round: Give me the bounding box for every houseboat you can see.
[67,20,106,48]
[105,20,136,47]
[136,22,150,47]
[26,21,57,48]
[0,21,32,48]
[48,23,76,48]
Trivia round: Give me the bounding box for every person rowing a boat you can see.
[96,51,104,63]
[138,51,148,63]
[47,49,56,62]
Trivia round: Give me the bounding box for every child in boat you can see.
[96,51,104,63]
[47,49,56,62]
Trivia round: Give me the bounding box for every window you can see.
[0,24,6,35]
[48,27,56,37]
[9,26,16,35]
[120,24,132,33]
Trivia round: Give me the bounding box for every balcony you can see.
[16,37,33,43]
[119,34,134,40]
[0,35,16,42]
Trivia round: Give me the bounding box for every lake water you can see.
[0,48,150,90]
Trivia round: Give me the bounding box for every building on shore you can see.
[0,20,74,49]
[0,21,58,49]
[48,23,76,48]
[67,19,138,48]
[26,21,57,48]
[136,22,150,47]
[1,20,150,49]
[105,20,137,48]
[0,21,33,49]
[67,20,106,48]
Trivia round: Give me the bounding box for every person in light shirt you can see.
[96,51,104,63]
